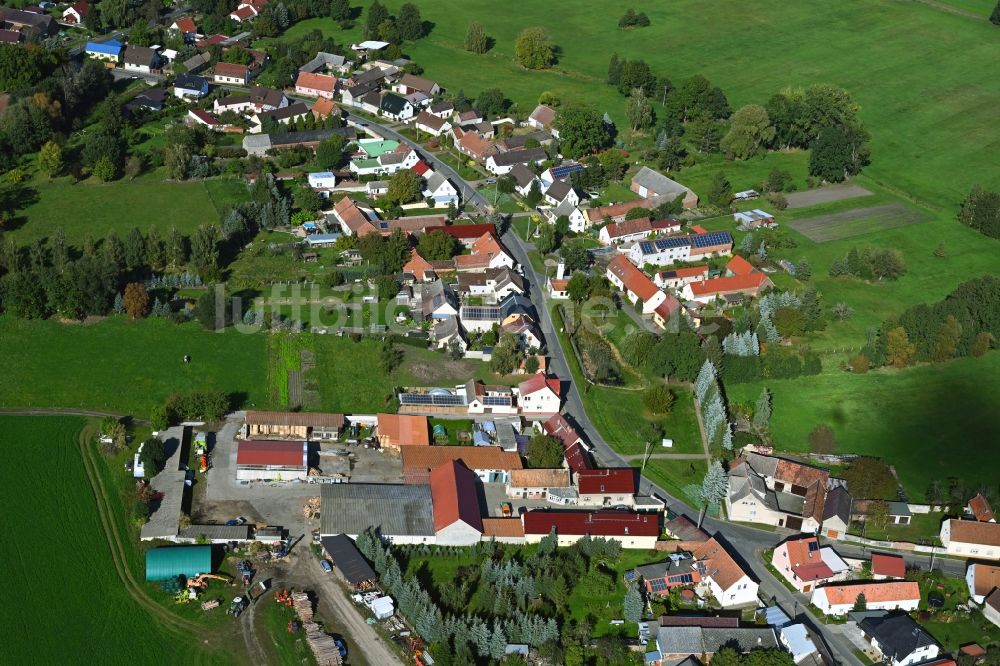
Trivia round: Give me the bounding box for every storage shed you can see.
[145,545,212,581]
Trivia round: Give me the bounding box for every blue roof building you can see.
[86,39,124,58]
[145,545,212,581]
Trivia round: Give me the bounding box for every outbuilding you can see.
[235,439,308,481]
[145,545,212,581]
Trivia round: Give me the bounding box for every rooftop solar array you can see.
[691,231,733,248]
[549,162,584,179]
[637,231,733,255]
[483,396,513,406]
[648,578,669,593]
[399,393,467,406]
[460,306,501,320]
[668,573,694,584]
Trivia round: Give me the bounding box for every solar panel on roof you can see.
[432,394,465,406]
[653,236,692,250]
[400,393,433,405]
[648,578,668,593]
[461,306,501,320]
[638,241,655,254]
[808,541,819,552]
[483,396,512,406]
[691,231,732,248]
[549,163,583,179]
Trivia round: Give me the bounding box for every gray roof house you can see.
[858,614,939,666]
[655,626,779,660]
[123,46,158,72]
[300,51,348,73]
[631,166,698,209]
[821,485,853,538]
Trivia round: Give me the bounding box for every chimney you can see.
[556,262,565,280]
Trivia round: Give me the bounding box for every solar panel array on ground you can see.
[399,393,467,406]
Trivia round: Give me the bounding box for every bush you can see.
[164,390,230,424]
[643,386,675,414]
[849,354,870,373]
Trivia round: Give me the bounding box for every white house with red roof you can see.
[606,255,668,315]
[294,71,337,99]
[871,552,907,580]
[62,0,90,24]
[966,562,1000,604]
[522,509,658,548]
[771,535,850,593]
[413,110,452,136]
[169,16,198,41]
[654,265,710,290]
[811,581,920,616]
[575,468,638,507]
[683,255,773,304]
[229,0,268,22]
[516,374,560,415]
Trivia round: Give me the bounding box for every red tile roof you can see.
[607,255,661,303]
[517,374,560,397]
[654,295,681,322]
[576,468,637,495]
[230,5,255,20]
[311,97,338,118]
[403,249,435,280]
[781,536,834,582]
[968,563,1000,597]
[969,493,996,522]
[688,271,772,298]
[334,196,376,235]
[214,62,248,79]
[726,255,756,276]
[482,518,525,538]
[377,413,430,447]
[603,217,652,240]
[563,442,593,472]
[522,510,659,537]
[411,160,431,176]
[816,581,919,605]
[236,440,306,467]
[946,519,1000,547]
[871,553,906,578]
[429,460,483,533]
[173,16,197,32]
[542,413,583,450]
[402,446,523,473]
[295,71,336,93]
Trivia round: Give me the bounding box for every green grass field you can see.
[726,353,1000,498]
[0,416,227,664]
[0,317,267,416]
[7,172,248,246]
[332,0,1000,210]
[584,384,703,456]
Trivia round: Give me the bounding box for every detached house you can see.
[940,519,1000,560]
[771,535,850,593]
[123,46,158,74]
[653,265,710,290]
[628,230,734,268]
[543,179,578,207]
[598,217,679,246]
[394,73,440,97]
[422,172,458,206]
[966,562,1000,603]
[413,110,451,136]
[213,62,249,86]
[85,39,124,63]
[810,581,920,616]
[638,537,759,608]
[379,92,415,121]
[62,0,90,24]
[606,255,668,315]
[169,15,198,41]
[968,493,997,522]
[630,166,698,209]
[173,73,209,99]
[486,147,547,176]
[726,452,833,532]
[294,71,337,99]
[858,613,940,666]
[576,468,637,507]
[683,255,773,304]
[516,374,560,415]
[527,104,557,137]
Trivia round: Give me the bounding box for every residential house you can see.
[965,562,1000,603]
[550,201,590,235]
[452,128,496,163]
[598,217,679,245]
[413,111,451,136]
[986,590,1000,629]
[506,469,572,500]
[940,519,1000,560]
[651,297,681,329]
[62,0,90,24]
[428,100,454,118]
[539,162,584,186]
[229,0,269,22]
[307,171,337,192]
[422,172,458,206]
[527,104,557,136]
[299,51,348,75]
[630,166,698,209]
[453,109,483,125]
[251,102,310,133]
[540,412,585,451]
[606,255,668,315]
[85,39,124,63]
[188,108,222,130]
[683,254,772,303]
[515,374,560,415]
[453,232,516,272]
[430,317,466,352]
[173,73,209,99]
[311,97,339,120]
[548,276,569,300]
[243,410,344,440]
[294,71,336,99]
[629,230,734,268]
[584,198,661,226]
[771,535,850,593]
[123,46,158,74]
[821,485,853,539]
[430,460,484,547]
[653,265,710,290]
[486,147,548,175]
[403,248,442,281]
[521,510,659,549]
[376,413,431,450]
[125,87,167,113]
[509,164,537,197]
[810,581,920,616]
[394,73,440,97]
[543,179,579,207]
[858,613,940,666]
[726,452,832,532]
[350,146,419,177]
[462,381,517,416]
[871,552,907,580]
[379,92,414,121]
[402,446,523,485]
[501,314,542,351]
[651,624,777,664]
[0,8,56,37]
[235,440,308,481]
[968,493,997,522]
[213,62,249,86]
[576,468,637,507]
[640,537,759,608]
[412,279,458,321]
[422,223,499,248]
[169,15,198,41]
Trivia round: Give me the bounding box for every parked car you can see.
[320,560,332,574]
[334,639,347,658]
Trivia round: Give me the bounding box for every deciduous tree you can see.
[123,282,150,318]
[397,2,423,40]
[721,104,775,159]
[37,140,63,178]
[465,21,488,53]
[514,28,555,70]
[526,434,564,468]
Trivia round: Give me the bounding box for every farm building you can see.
[320,483,436,545]
[235,440,309,481]
[243,411,344,440]
[145,545,212,581]
[321,534,377,589]
[522,509,660,549]
[176,524,252,544]
[630,167,698,209]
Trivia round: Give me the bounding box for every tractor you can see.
[227,596,247,618]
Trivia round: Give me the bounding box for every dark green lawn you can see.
[726,353,1000,498]
[0,317,267,417]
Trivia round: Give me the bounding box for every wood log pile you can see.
[304,623,343,666]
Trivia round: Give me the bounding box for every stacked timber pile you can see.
[292,591,314,622]
[304,623,343,666]
[302,496,321,519]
